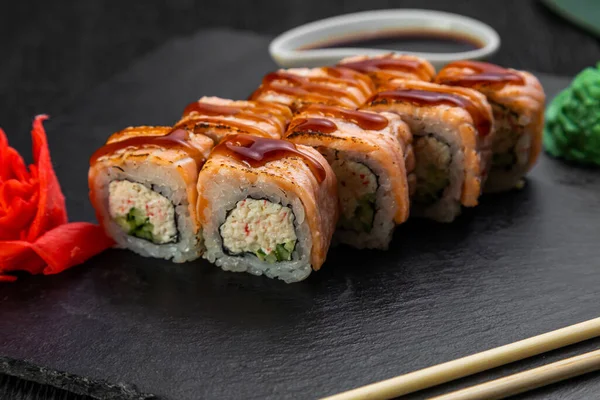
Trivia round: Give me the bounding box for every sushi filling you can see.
[108,180,178,244]
[413,135,451,205]
[331,158,378,233]
[491,103,526,171]
[220,198,297,263]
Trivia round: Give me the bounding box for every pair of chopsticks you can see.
[323,317,600,400]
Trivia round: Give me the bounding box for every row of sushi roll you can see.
[88,54,546,283]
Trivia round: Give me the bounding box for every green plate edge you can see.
[541,0,600,38]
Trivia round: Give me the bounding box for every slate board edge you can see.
[0,356,158,400]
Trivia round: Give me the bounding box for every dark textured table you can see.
[1,0,599,138]
[2,27,600,400]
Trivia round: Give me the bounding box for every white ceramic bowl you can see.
[269,9,500,69]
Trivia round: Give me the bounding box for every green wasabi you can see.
[544,63,600,166]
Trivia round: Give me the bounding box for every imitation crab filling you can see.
[331,158,377,233]
[220,198,297,263]
[413,135,451,205]
[108,180,178,244]
[491,103,525,171]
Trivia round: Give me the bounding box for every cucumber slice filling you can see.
[414,164,451,205]
[115,207,156,242]
[255,240,296,263]
[339,192,376,233]
[492,152,517,170]
[413,135,452,205]
[491,103,522,171]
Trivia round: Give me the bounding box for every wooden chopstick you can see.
[322,317,600,400]
[430,348,600,400]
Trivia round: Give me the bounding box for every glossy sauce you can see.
[373,89,492,137]
[90,128,205,166]
[264,71,359,101]
[436,61,525,87]
[341,58,423,74]
[252,70,371,107]
[322,67,375,95]
[288,117,338,134]
[176,116,273,138]
[182,101,285,128]
[264,69,369,92]
[213,134,327,182]
[340,56,435,83]
[183,102,240,117]
[301,30,482,53]
[250,83,332,105]
[300,104,388,131]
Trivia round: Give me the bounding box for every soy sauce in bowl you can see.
[301,30,484,54]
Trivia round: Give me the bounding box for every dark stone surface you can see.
[2,28,600,400]
[0,373,94,400]
[1,0,600,140]
[0,358,154,400]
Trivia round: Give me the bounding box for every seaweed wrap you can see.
[285,104,413,249]
[435,61,545,192]
[197,134,338,283]
[363,80,494,222]
[89,126,214,262]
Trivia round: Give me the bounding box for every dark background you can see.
[1,0,600,139]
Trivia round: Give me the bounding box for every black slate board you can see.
[2,28,600,400]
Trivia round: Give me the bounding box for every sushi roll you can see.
[338,54,436,89]
[362,80,494,222]
[197,134,338,283]
[89,126,214,262]
[285,104,413,249]
[249,67,376,111]
[435,61,545,192]
[175,96,292,143]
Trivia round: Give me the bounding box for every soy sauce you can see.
[302,30,483,54]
